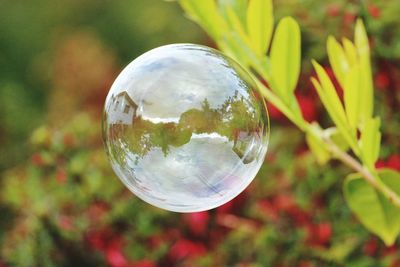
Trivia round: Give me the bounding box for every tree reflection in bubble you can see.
[103,44,269,212]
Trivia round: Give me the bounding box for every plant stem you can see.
[324,137,400,208]
[257,82,400,208]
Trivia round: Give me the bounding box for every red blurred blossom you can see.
[387,155,400,171]
[297,95,318,122]
[375,155,400,171]
[105,236,128,267]
[257,200,279,222]
[58,215,74,231]
[31,153,44,166]
[326,4,340,17]
[168,239,206,262]
[148,235,164,250]
[183,211,210,236]
[363,238,379,256]
[383,244,398,256]
[375,71,390,90]
[273,194,296,212]
[56,167,68,184]
[306,222,332,247]
[375,159,386,169]
[130,260,155,267]
[216,191,248,215]
[63,133,76,147]
[391,259,400,267]
[267,102,285,121]
[343,12,356,25]
[368,4,381,19]
[299,261,313,267]
[106,246,128,267]
[88,201,110,223]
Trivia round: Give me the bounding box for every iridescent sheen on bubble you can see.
[102,44,269,212]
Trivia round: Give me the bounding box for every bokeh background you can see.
[0,0,399,266]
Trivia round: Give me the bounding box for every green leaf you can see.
[218,0,247,26]
[354,19,373,124]
[270,17,301,100]
[179,0,228,40]
[343,64,361,129]
[344,169,400,245]
[327,36,349,88]
[246,0,274,56]
[306,125,331,165]
[225,7,252,48]
[311,62,358,154]
[359,117,381,168]
[342,38,358,66]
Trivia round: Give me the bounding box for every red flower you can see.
[168,239,206,262]
[368,5,381,19]
[183,211,210,236]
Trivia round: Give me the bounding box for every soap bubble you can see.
[102,44,269,212]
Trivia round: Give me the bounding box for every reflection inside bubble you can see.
[103,44,269,212]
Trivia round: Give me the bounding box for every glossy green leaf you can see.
[327,36,349,88]
[359,117,381,168]
[343,64,361,129]
[342,38,358,66]
[247,0,274,56]
[355,19,373,124]
[311,61,359,154]
[344,169,400,245]
[270,17,301,100]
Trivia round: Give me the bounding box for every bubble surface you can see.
[102,44,269,212]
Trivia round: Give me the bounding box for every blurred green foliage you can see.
[0,0,204,170]
[0,0,400,266]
